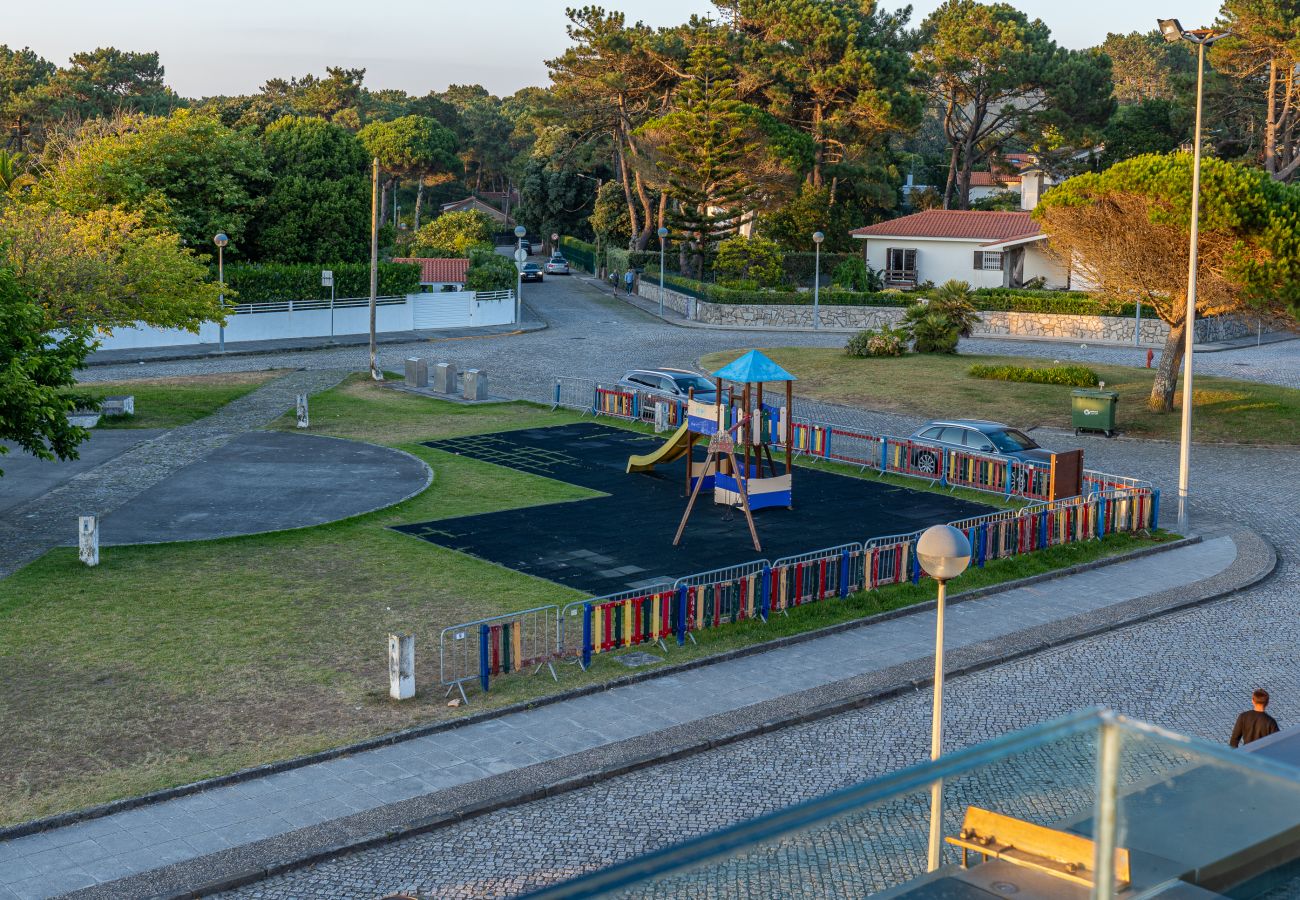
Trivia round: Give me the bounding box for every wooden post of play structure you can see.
[742,382,751,485]
[685,387,694,497]
[785,380,793,476]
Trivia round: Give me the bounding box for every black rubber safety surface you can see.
[394,422,994,596]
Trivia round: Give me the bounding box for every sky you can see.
[11,0,1224,100]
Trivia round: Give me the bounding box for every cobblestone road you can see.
[216,279,1300,899]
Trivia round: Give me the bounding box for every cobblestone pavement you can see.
[0,369,346,576]
[214,279,1300,899]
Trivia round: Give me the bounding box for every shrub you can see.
[831,257,884,292]
[713,234,786,288]
[927,279,981,337]
[221,262,420,302]
[901,305,960,353]
[465,247,517,292]
[846,326,908,358]
[968,363,1101,387]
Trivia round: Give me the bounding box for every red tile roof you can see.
[391,257,471,284]
[851,210,1041,242]
[968,171,1021,187]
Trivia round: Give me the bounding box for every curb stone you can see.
[96,526,1271,900]
[0,531,1194,844]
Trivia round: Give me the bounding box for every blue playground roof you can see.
[711,350,797,383]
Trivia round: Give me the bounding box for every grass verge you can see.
[73,371,285,429]
[0,376,1165,826]
[700,348,1300,446]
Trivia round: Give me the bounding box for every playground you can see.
[395,421,994,595]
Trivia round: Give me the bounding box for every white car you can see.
[544,256,571,275]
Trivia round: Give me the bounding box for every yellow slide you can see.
[627,422,692,473]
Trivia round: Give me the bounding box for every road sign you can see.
[321,270,333,287]
[513,248,528,264]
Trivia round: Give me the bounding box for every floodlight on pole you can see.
[214,233,229,352]
[657,226,669,318]
[812,231,825,331]
[1156,17,1230,535]
[916,524,971,872]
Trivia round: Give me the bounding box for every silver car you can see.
[616,368,718,406]
[907,419,1052,477]
[544,256,570,275]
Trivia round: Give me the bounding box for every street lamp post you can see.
[514,224,527,324]
[213,233,229,352]
[657,226,669,318]
[1159,18,1229,535]
[812,231,824,330]
[916,524,972,872]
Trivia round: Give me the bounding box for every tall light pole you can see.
[369,157,382,381]
[1159,18,1229,534]
[916,524,971,872]
[657,226,669,318]
[213,233,229,352]
[514,224,527,324]
[812,231,824,330]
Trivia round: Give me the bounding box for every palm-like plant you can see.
[927,279,981,337]
[0,151,37,200]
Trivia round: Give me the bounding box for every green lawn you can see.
[0,376,1168,826]
[74,371,284,429]
[699,349,1300,446]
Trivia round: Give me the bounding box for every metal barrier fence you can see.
[553,377,598,414]
[863,533,917,589]
[673,560,770,642]
[438,606,561,704]
[595,385,637,418]
[228,295,406,315]
[825,426,884,469]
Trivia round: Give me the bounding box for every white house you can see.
[850,209,1077,290]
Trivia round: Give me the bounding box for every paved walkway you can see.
[0,536,1240,898]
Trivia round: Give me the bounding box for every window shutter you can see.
[973,251,983,269]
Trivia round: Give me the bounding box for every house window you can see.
[885,247,917,286]
[974,251,1004,271]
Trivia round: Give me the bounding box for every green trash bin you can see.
[1072,388,1119,437]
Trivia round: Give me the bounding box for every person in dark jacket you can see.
[1230,688,1280,747]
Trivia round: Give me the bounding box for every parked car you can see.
[519,239,532,255]
[616,368,718,406]
[545,256,570,275]
[906,419,1052,477]
[520,262,544,282]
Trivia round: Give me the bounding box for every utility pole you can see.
[369,157,382,381]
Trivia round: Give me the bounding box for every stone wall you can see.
[635,283,1259,347]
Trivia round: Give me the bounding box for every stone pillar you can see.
[404,357,428,388]
[388,633,415,700]
[78,516,99,567]
[434,362,457,394]
[296,394,309,429]
[463,369,487,401]
[654,401,669,433]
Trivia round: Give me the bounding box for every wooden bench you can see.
[946,806,1130,890]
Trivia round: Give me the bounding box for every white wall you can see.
[863,238,1007,289]
[93,292,515,351]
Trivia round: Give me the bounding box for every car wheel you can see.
[913,451,938,475]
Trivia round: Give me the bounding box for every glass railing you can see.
[522,708,1300,899]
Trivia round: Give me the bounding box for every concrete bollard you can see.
[462,369,487,401]
[388,633,415,700]
[296,394,309,429]
[654,401,669,433]
[434,362,457,394]
[79,516,99,566]
[404,357,428,388]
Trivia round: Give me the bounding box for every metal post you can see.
[1092,717,1121,900]
[516,235,523,325]
[217,245,225,352]
[927,577,948,871]
[369,157,381,381]
[813,241,821,330]
[330,280,335,339]
[659,238,666,318]
[1176,40,1206,535]
[1134,300,1141,346]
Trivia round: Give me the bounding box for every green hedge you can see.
[968,363,1100,387]
[559,237,598,274]
[970,288,1137,317]
[222,262,421,303]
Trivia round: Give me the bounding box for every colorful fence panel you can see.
[673,560,770,642]
[825,427,884,469]
[789,421,830,459]
[438,606,560,704]
[770,544,865,612]
[595,385,637,419]
[559,583,676,669]
[883,438,945,481]
[864,533,917,589]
